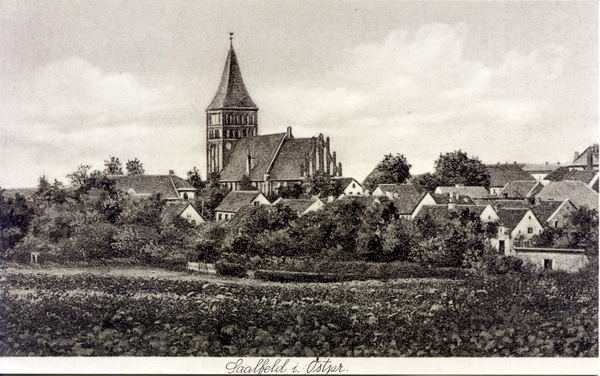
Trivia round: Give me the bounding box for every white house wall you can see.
[180,205,205,225]
[515,249,589,272]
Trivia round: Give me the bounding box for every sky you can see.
[0,1,597,188]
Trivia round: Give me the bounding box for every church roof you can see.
[207,46,258,110]
[220,133,286,181]
[269,138,314,180]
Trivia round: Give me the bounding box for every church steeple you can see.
[206,35,259,175]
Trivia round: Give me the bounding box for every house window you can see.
[498,240,505,255]
[544,259,553,270]
[527,227,533,234]
[186,213,191,219]
[529,216,531,219]
[183,193,188,200]
[254,201,259,207]
[352,183,356,188]
[554,220,559,228]
[218,213,222,220]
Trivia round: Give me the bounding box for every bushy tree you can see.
[431,150,489,189]
[126,158,145,175]
[304,171,344,199]
[186,167,205,191]
[0,190,34,257]
[362,153,412,192]
[104,156,123,175]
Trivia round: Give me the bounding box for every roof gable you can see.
[497,208,531,230]
[499,181,543,198]
[215,190,266,213]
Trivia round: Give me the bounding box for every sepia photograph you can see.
[0,1,598,374]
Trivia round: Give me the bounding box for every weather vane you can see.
[229,32,234,46]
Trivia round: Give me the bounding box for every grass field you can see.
[0,265,597,357]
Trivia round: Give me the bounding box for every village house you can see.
[411,192,475,220]
[392,193,425,220]
[531,199,578,229]
[272,198,325,216]
[214,190,271,221]
[161,201,205,226]
[434,185,489,199]
[485,164,536,196]
[206,41,343,196]
[498,181,544,200]
[333,177,364,197]
[535,180,599,210]
[492,208,544,255]
[521,162,562,185]
[372,183,419,199]
[512,247,589,272]
[109,172,196,200]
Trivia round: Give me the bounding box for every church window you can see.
[215,130,220,138]
[243,129,247,137]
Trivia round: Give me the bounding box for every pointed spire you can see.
[207,37,258,110]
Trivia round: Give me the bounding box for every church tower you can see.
[206,34,258,175]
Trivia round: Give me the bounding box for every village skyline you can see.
[0,1,597,189]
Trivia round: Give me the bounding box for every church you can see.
[206,38,343,195]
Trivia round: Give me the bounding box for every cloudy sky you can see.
[0,1,597,188]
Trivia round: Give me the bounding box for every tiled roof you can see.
[376,183,419,196]
[522,163,562,173]
[161,202,202,224]
[497,208,531,230]
[544,167,572,181]
[215,190,263,213]
[461,205,487,216]
[566,170,598,185]
[110,175,193,199]
[431,193,475,205]
[269,138,314,181]
[207,47,258,110]
[220,134,286,181]
[435,185,489,198]
[531,200,563,222]
[485,165,535,187]
[275,199,317,214]
[392,193,425,215]
[536,180,599,210]
[499,181,543,198]
[413,205,449,221]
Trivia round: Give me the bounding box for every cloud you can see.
[4,57,184,131]
[259,23,577,180]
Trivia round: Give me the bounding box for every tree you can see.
[104,156,123,175]
[412,172,439,193]
[431,150,489,189]
[186,167,205,191]
[239,175,256,190]
[0,189,34,257]
[126,158,145,175]
[362,153,411,192]
[304,171,343,198]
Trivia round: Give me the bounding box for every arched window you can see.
[242,129,247,137]
[183,193,188,200]
[215,130,220,138]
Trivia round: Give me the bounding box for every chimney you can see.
[286,126,293,138]
[586,150,593,170]
[169,170,175,175]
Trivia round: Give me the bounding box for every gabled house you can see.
[161,201,205,226]
[214,190,271,221]
[110,173,196,200]
[522,163,562,185]
[372,183,419,198]
[273,198,325,216]
[498,181,544,199]
[535,180,599,210]
[492,208,544,255]
[392,193,425,219]
[531,199,577,229]
[434,185,489,199]
[411,192,475,220]
[333,177,364,197]
[485,164,535,196]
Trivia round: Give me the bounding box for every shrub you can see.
[214,260,247,277]
[486,256,524,275]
